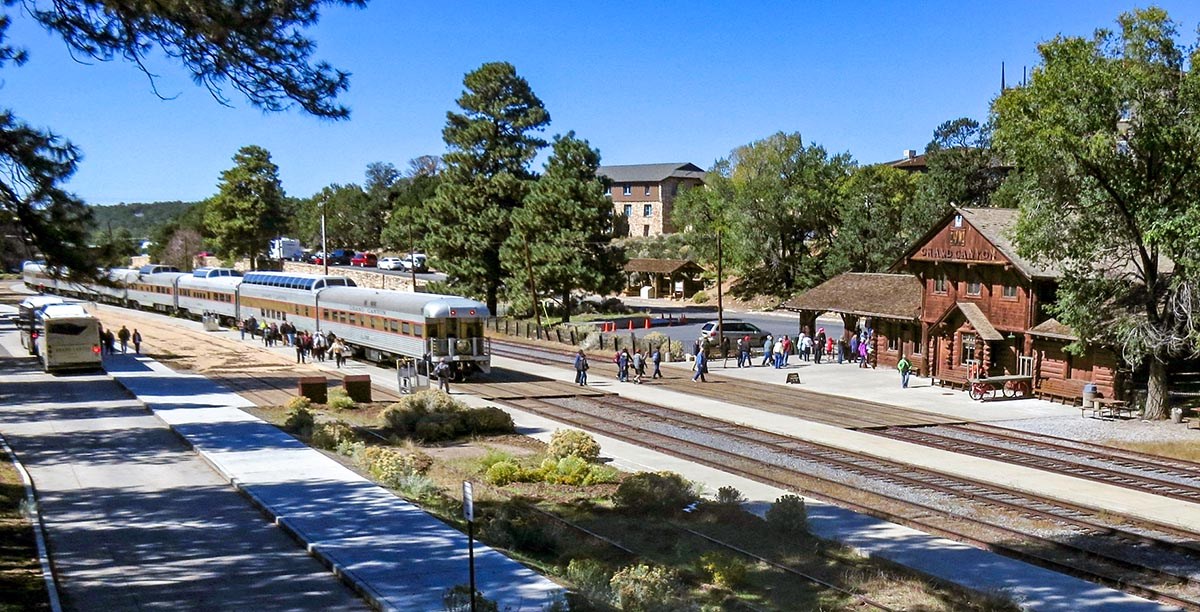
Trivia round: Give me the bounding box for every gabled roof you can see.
[624,258,704,275]
[884,153,928,171]
[892,206,1060,281]
[597,163,706,183]
[1027,318,1078,341]
[955,302,1005,341]
[782,273,923,321]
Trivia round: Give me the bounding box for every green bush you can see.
[691,290,709,304]
[609,563,685,612]
[466,407,515,435]
[380,390,463,434]
[477,448,515,471]
[326,388,357,411]
[485,460,524,486]
[392,473,440,500]
[285,395,312,412]
[442,585,499,612]
[336,439,364,457]
[614,471,698,515]
[480,503,560,555]
[765,494,807,534]
[356,446,434,488]
[541,456,592,486]
[715,486,745,507]
[566,558,613,603]
[284,404,314,435]
[699,551,748,589]
[310,420,356,450]
[547,429,601,463]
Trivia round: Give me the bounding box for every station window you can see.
[934,276,947,294]
[961,334,977,365]
[888,333,900,352]
[1002,285,1017,299]
[967,280,981,296]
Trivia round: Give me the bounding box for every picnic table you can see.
[1082,398,1133,419]
[968,374,1033,401]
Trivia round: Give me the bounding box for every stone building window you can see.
[643,204,652,217]
[623,184,632,196]
[623,204,632,217]
[604,185,611,196]
[642,225,650,236]
[644,185,652,196]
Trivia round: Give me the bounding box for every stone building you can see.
[597,163,705,237]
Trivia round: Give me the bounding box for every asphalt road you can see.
[620,303,846,346]
[331,263,448,283]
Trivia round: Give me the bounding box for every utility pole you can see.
[716,229,724,356]
[409,224,417,291]
[522,237,543,338]
[320,195,328,276]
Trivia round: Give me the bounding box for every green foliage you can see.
[540,456,591,486]
[699,552,748,589]
[618,234,692,260]
[765,494,808,535]
[90,201,198,245]
[425,62,550,313]
[609,564,685,612]
[310,420,356,450]
[284,404,314,435]
[546,429,601,463]
[826,164,940,275]
[205,145,286,268]
[691,290,709,304]
[917,117,1007,209]
[442,585,499,612]
[326,388,357,411]
[380,391,513,441]
[992,7,1200,419]
[502,132,626,322]
[565,558,613,604]
[357,445,434,488]
[715,486,745,507]
[286,396,312,411]
[484,460,524,486]
[296,183,371,250]
[480,502,560,555]
[614,471,698,515]
[476,448,515,471]
[392,473,440,500]
[381,170,441,251]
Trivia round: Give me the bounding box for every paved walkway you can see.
[0,359,364,611]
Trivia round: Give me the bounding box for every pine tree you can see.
[426,62,549,314]
[504,132,624,321]
[205,145,285,269]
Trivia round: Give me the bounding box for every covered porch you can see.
[622,258,706,299]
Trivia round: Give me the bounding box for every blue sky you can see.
[5,1,1200,205]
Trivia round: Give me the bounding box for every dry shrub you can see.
[609,563,685,611]
[379,391,512,441]
[547,429,601,462]
[311,420,356,450]
[614,471,697,515]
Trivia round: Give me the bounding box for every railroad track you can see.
[501,393,1200,609]
[874,423,1200,505]
[489,339,577,367]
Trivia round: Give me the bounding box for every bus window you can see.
[48,322,90,335]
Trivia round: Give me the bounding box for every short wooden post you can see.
[343,374,372,403]
[298,376,327,404]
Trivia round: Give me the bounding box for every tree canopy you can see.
[503,132,625,321]
[917,118,1007,209]
[204,145,286,268]
[993,7,1200,419]
[1,1,359,276]
[425,62,550,313]
[826,164,934,275]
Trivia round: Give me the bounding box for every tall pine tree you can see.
[205,145,285,269]
[504,132,625,322]
[426,62,549,313]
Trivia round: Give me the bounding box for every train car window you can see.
[402,322,411,335]
[413,323,424,337]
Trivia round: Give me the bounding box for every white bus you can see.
[35,304,102,372]
[17,296,65,356]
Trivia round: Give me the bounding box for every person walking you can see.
[849,334,860,364]
[836,337,845,364]
[104,329,116,355]
[632,349,645,384]
[735,337,746,368]
[117,325,131,353]
[761,335,773,367]
[433,357,452,393]
[692,346,708,382]
[858,337,870,368]
[574,350,589,386]
[814,328,826,364]
[312,332,326,362]
[651,346,663,379]
[132,328,142,354]
[897,354,912,388]
[295,333,306,363]
[781,335,793,366]
[773,336,785,368]
[618,348,631,383]
[331,338,346,368]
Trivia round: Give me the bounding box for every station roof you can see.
[782,273,923,321]
[1027,318,1079,341]
[623,258,705,276]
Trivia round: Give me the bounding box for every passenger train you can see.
[22,262,491,379]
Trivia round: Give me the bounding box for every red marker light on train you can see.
[469,309,476,316]
[31,332,38,340]
[92,345,101,354]
[450,309,456,316]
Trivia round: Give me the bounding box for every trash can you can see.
[1082,383,1098,407]
[1172,407,1185,424]
[640,286,655,299]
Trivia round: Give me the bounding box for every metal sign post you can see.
[463,481,476,612]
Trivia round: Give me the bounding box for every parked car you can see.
[400,253,428,273]
[700,320,771,346]
[377,256,404,271]
[351,252,378,267]
[325,249,354,265]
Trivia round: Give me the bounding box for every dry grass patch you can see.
[0,451,49,611]
[1102,439,1200,463]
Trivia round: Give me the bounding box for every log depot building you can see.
[785,207,1119,400]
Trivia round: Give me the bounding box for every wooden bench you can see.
[1037,378,1087,406]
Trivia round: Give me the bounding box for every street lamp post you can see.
[320,195,328,276]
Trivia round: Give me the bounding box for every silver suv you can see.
[700,320,771,346]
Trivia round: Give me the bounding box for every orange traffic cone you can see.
[644,318,651,329]
[628,319,634,331]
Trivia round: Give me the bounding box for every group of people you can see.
[239,317,348,367]
[98,324,141,355]
[720,327,880,371]
[610,347,664,384]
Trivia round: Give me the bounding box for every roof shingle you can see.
[782,273,923,321]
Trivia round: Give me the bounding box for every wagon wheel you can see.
[1002,381,1018,398]
[969,382,987,401]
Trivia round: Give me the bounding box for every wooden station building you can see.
[786,207,1120,400]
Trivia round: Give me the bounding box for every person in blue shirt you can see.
[692,346,708,382]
